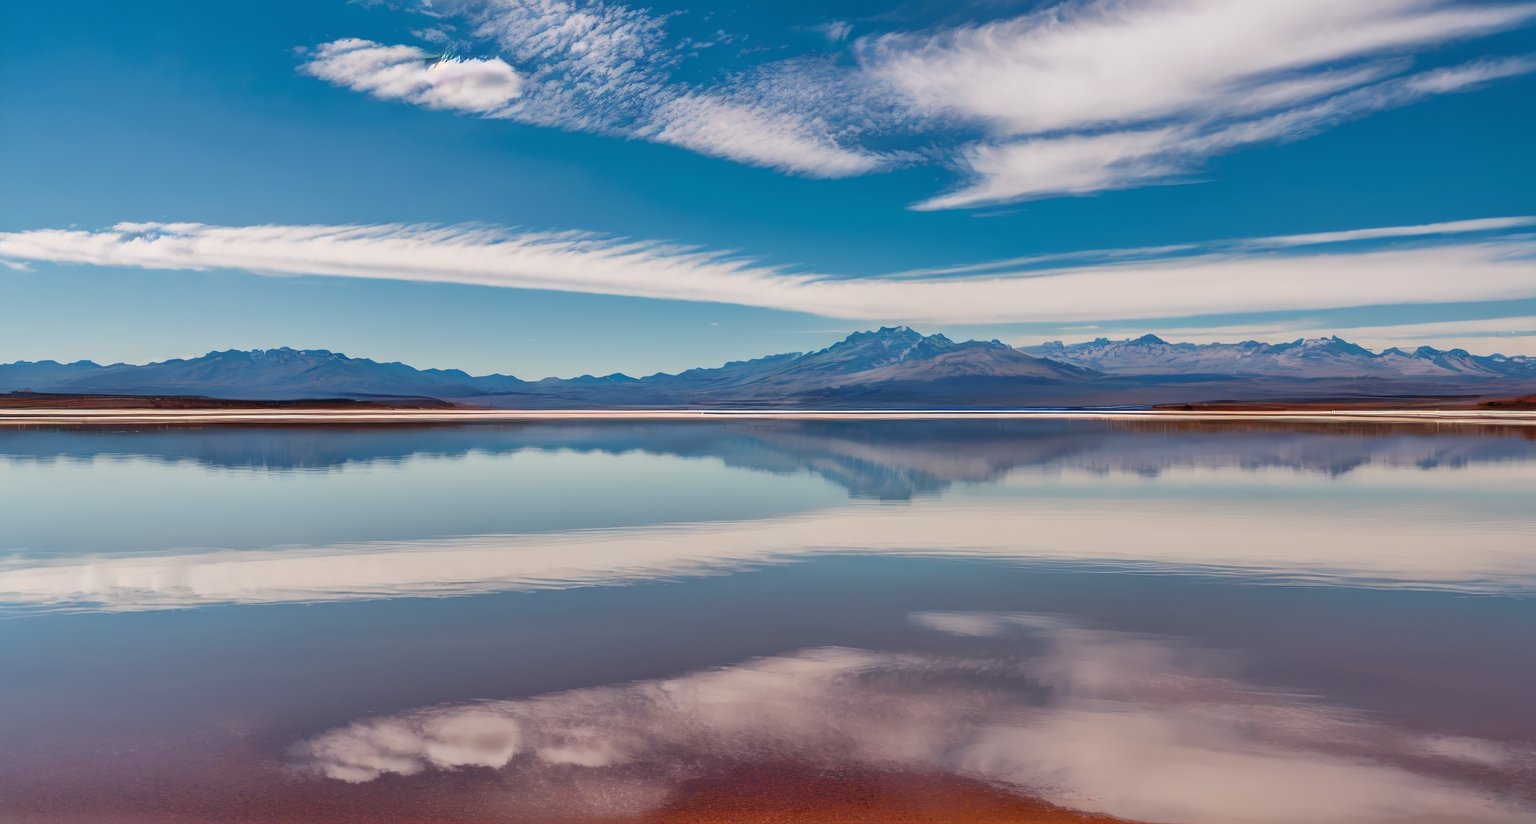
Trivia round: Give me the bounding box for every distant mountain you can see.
[642,326,1093,399]
[0,359,105,389]
[0,348,529,400]
[3,328,1533,407]
[1022,334,1536,379]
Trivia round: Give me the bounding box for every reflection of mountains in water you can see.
[4,421,1535,500]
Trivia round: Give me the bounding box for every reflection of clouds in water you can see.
[294,614,1532,824]
[5,491,1535,613]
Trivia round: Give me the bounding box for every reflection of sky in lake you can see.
[0,421,1533,822]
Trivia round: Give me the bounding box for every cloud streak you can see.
[1244,215,1536,248]
[301,39,523,115]
[882,216,1536,279]
[638,93,890,177]
[914,56,1536,208]
[298,1,892,178]
[861,1,1536,136]
[873,1,1536,207]
[3,219,1536,325]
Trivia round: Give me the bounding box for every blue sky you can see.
[2,0,1535,377]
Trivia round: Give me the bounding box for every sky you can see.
[2,0,1535,378]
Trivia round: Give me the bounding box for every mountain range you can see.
[3,327,1533,407]
[1023,334,1536,379]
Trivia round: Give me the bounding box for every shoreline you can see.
[3,407,1536,427]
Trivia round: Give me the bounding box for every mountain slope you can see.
[644,327,1093,399]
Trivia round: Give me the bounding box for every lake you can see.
[1,420,1533,823]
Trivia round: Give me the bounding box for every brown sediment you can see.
[1153,397,1468,411]
[1112,417,1536,439]
[1479,393,1536,410]
[639,764,1129,824]
[1154,392,1536,411]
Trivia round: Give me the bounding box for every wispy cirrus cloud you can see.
[298,0,893,178]
[2,219,1536,325]
[912,55,1536,209]
[871,0,1536,207]
[300,38,523,115]
[637,92,891,177]
[1243,215,1536,249]
[457,0,672,129]
[882,216,1536,279]
[860,1,1535,136]
[298,0,1536,206]
[816,20,853,44]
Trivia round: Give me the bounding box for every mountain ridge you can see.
[1022,334,1536,379]
[3,328,1533,407]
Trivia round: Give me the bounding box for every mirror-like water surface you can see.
[1,421,1533,823]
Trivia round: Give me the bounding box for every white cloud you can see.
[467,0,668,86]
[289,619,1532,822]
[639,94,890,177]
[4,219,1536,326]
[917,57,1536,208]
[301,1,887,178]
[411,27,454,45]
[463,0,670,129]
[817,21,853,43]
[918,126,1195,208]
[884,216,1536,279]
[861,0,1536,136]
[300,38,523,115]
[1244,216,1536,248]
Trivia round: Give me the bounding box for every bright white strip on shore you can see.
[3,485,1533,612]
[3,222,1536,324]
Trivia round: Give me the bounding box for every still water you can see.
[1,420,1533,823]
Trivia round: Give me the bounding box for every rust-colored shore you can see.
[1,758,1136,824]
[638,765,1129,824]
